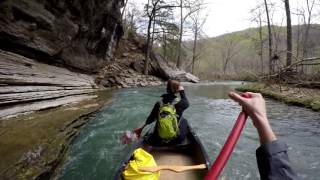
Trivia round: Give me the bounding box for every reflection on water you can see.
[58,81,320,180]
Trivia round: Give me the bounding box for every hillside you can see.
[186,25,320,80]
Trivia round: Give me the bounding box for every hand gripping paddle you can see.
[205,93,251,180]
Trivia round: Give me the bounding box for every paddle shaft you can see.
[139,164,206,173]
[205,94,250,180]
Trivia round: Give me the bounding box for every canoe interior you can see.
[114,122,210,180]
[142,140,208,180]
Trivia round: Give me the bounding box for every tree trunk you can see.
[258,12,264,75]
[121,0,129,18]
[163,33,167,59]
[264,0,273,75]
[151,16,156,49]
[176,0,183,68]
[223,57,230,75]
[192,19,198,74]
[144,16,153,75]
[302,0,314,58]
[285,0,292,66]
[296,23,301,59]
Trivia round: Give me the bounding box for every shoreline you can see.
[236,83,320,112]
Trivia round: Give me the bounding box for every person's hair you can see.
[166,79,180,94]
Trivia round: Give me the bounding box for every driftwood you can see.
[260,57,320,88]
[262,57,320,78]
[287,81,320,88]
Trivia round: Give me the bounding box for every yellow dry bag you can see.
[122,148,160,180]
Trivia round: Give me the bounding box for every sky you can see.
[127,0,320,37]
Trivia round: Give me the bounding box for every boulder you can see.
[149,53,200,83]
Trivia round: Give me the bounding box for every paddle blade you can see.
[120,130,138,144]
[133,127,143,138]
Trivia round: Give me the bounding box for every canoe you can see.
[114,120,211,180]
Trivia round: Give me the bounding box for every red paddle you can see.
[133,127,143,138]
[120,127,144,144]
[205,93,251,180]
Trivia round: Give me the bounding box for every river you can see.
[58,81,320,180]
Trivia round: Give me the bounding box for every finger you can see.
[228,92,246,103]
[245,92,261,97]
[241,92,252,98]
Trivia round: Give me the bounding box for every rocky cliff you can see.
[0,0,198,119]
[0,0,124,119]
[0,0,124,72]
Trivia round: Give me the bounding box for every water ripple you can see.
[58,84,320,180]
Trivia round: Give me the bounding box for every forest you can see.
[123,0,320,86]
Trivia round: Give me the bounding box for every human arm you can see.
[228,92,299,180]
[135,102,160,136]
[145,102,160,125]
[175,86,189,117]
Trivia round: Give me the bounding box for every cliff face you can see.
[0,0,123,72]
[0,0,125,119]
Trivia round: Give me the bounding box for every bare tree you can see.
[176,0,200,68]
[123,2,141,33]
[144,0,157,75]
[177,0,183,68]
[292,0,316,74]
[302,0,316,58]
[121,0,129,18]
[292,7,303,60]
[143,0,176,74]
[250,4,265,75]
[159,21,179,60]
[263,0,274,74]
[284,0,292,66]
[189,0,207,74]
[219,36,240,75]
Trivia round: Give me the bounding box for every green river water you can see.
[58,81,320,180]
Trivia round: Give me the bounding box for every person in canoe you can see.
[229,92,299,180]
[137,79,190,145]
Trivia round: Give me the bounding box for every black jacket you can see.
[256,140,300,180]
[145,90,189,125]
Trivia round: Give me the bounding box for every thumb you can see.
[228,92,246,104]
